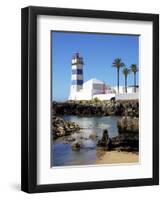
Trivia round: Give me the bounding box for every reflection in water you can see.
[52,116,120,167]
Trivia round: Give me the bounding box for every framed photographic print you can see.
[21,6,159,193]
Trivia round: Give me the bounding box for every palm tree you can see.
[112,58,125,93]
[122,68,130,93]
[130,64,139,93]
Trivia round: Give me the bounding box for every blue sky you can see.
[52,31,139,101]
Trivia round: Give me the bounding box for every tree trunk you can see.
[125,75,127,93]
[117,68,119,93]
[134,72,136,93]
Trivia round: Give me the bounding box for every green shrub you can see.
[92,97,101,103]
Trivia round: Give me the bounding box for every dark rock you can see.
[71,141,82,150]
[117,117,139,134]
[52,116,80,139]
[52,100,139,117]
[111,133,139,151]
[65,137,76,142]
[97,129,109,147]
[97,129,113,151]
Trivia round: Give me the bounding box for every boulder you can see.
[97,129,109,147]
[64,136,76,142]
[52,116,80,139]
[111,133,139,151]
[117,117,139,134]
[71,141,82,150]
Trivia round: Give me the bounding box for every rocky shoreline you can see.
[52,99,139,117]
[97,117,139,152]
[52,100,139,153]
[117,116,139,134]
[52,116,80,139]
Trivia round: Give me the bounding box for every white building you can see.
[69,53,139,101]
[113,85,139,94]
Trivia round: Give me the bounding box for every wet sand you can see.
[96,151,139,164]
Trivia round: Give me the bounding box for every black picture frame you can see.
[21,6,159,193]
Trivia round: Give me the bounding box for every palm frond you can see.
[122,67,131,76]
[130,64,138,73]
[112,58,125,68]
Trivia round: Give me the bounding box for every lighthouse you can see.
[69,53,84,100]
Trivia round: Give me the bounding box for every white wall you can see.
[116,93,139,100]
[93,93,115,100]
[0,0,162,199]
[113,86,139,94]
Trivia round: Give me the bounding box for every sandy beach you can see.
[96,151,139,164]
